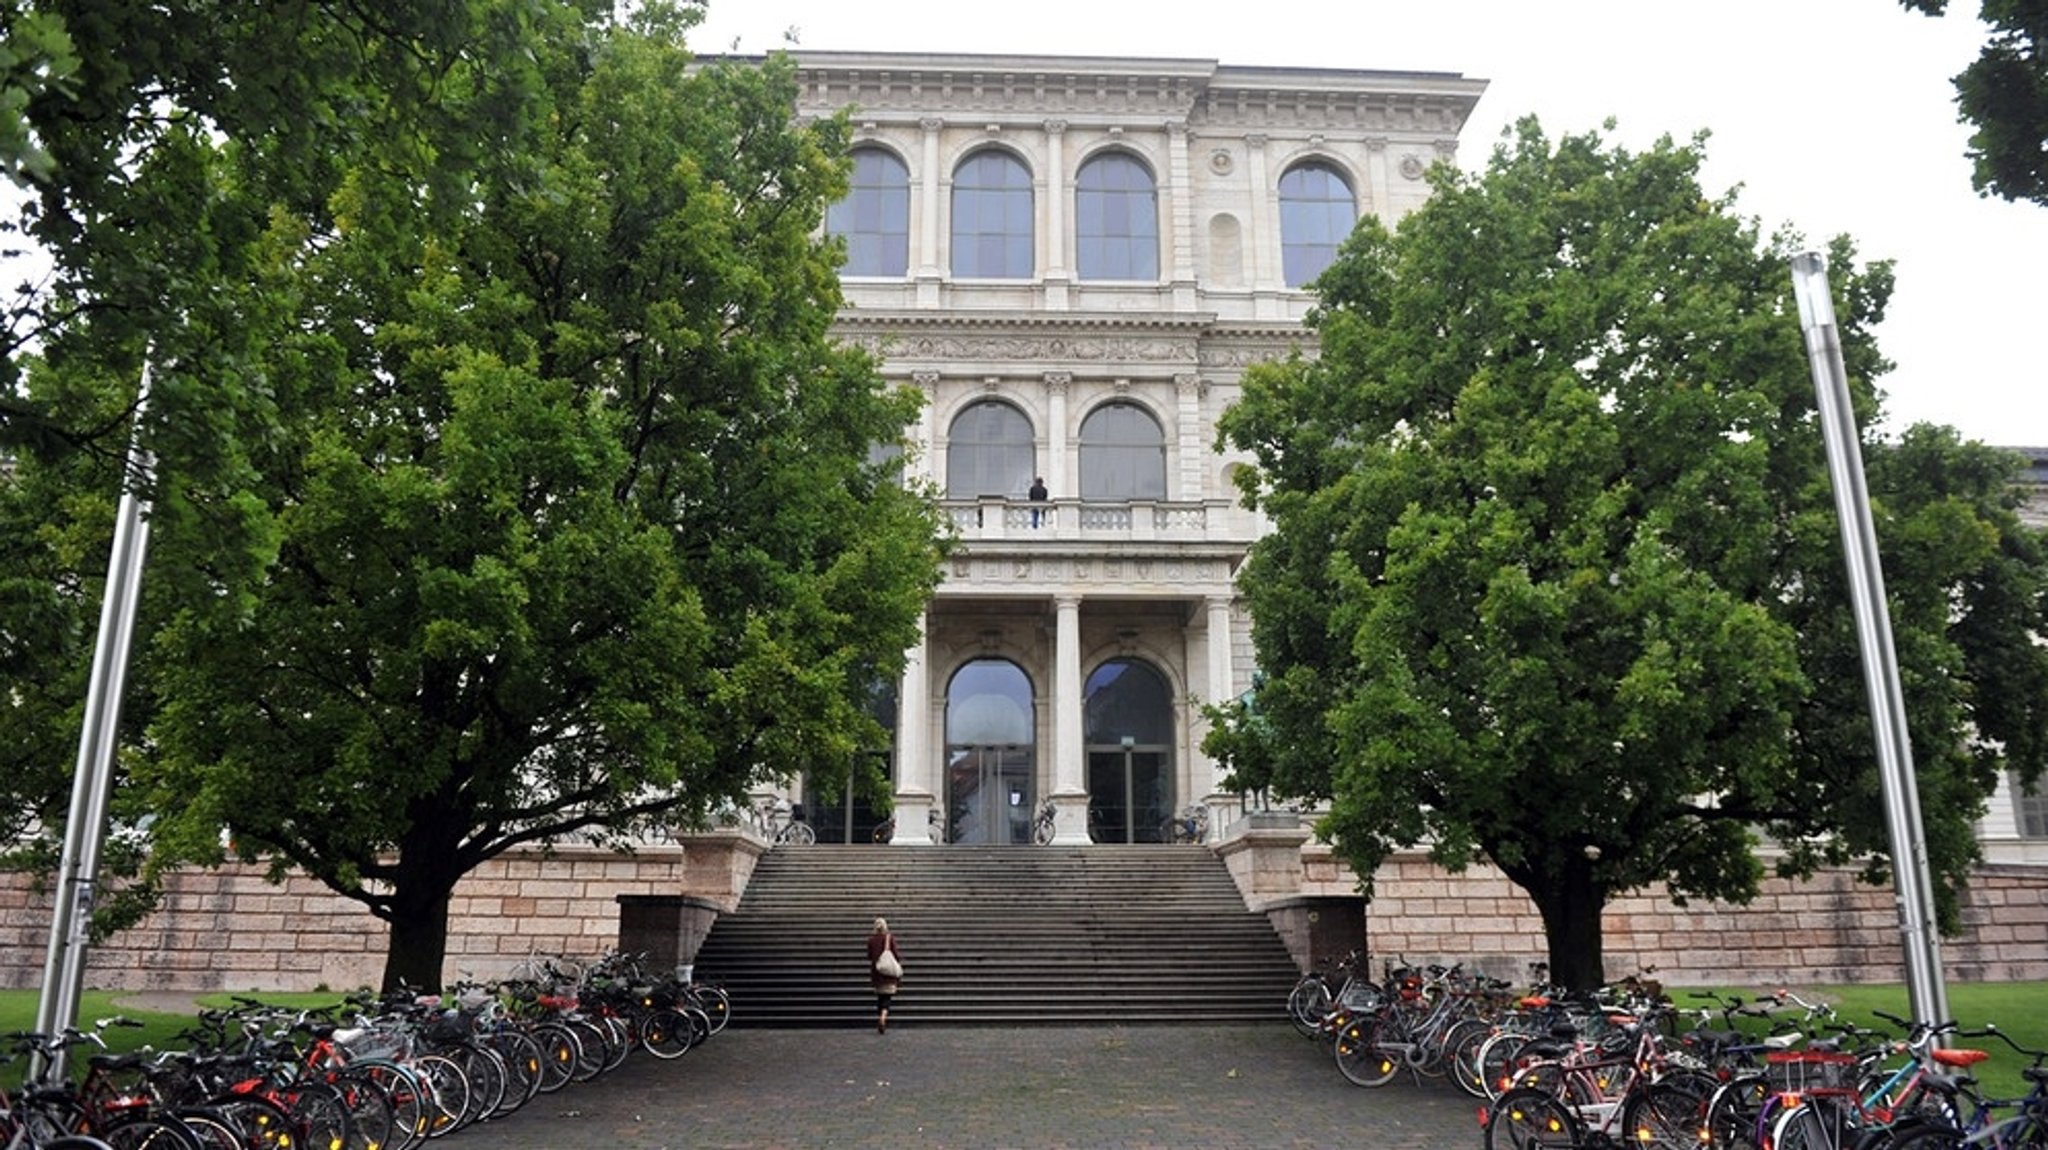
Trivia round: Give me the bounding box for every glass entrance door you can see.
[947,745,1034,845]
[1087,747,1171,843]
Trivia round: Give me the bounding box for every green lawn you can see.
[0,988,360,1089]
[1677,981,2048,1103]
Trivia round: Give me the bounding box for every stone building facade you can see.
[8,53,2047,997]
[780,52,1487,847]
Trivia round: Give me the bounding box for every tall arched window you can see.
[945,660,1036,845]
[947,400,1034,498]
[826,147,910,277]
[951,150,1033,279]
[1085,659,1175,843]
[1278,160,1357,288]
[1076,152,1158,281]
[1078,401,1166,500]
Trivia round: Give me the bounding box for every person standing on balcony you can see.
[867,917,904,1033]
[1027,476,1049,527]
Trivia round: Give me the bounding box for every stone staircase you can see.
[689,843,1302,1026]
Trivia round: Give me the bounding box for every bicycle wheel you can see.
[169,1107,242,1150]
[1287,978,1332,1038]
[1484,1086,1583,1150]
[1702,1072,1769,1149]
[275,1080,352,1150]
[208,1092,303,1150]
[1870,1120,1964,1150]
[1443,1018,1495,1097]
[344,1061,427,1150]
[411,1052,473,1139]
[94,1115,206,1150]
[639,1008,695,1060]
[782,822,816,845]
[449,1043,508,1123]
[483,1029,545,1115]
[689,985,731,1035]
[596,1014,633,1073]
[528,1023,581,1094]
[1772,1099,1856,1150]
[1333,1019,1402,1088]
[1621,1077,1713,1150]
[1478,1032,1533,1099]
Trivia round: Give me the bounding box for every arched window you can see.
[1078,401,1166,500]
[1278,160,1357,288]
[945,659,1036,845]
[1076,152,1158,281]
[947,400,1034,498]
[826,147,910,277]
[952,150,1033,279]
[1085,659,1175,844]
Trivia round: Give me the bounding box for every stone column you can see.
[1043,119,1069,281]
[1199,594,1236,802]
[892,611,938,845]
[918,118,944,277]
[1050,595,1090,843]
[1175,373,1204,501]
[1364,137,1391,222]
[1166,121,1196,291]
[1243,133,1272,289]
[1044,372,1071,505]
[910,370,940,488]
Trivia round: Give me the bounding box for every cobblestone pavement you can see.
[457,1023,1485,1150]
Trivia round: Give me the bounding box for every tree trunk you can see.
[381,886,453,993]
[1528,859,1607,991]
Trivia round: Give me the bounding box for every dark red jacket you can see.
[867,931,902,987]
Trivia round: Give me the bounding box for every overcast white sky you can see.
[692,0,2048,448]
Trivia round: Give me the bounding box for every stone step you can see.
[693,844,1299,1027]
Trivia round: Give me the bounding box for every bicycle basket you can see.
[1764,1050,1860,1094]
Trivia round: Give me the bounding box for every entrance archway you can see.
[1084,658,1174,843]
[944,659,1036,845]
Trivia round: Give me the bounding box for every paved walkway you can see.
[454,1023,1483,1150]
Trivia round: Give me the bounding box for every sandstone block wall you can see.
[0,841,728,993]
[1362,854,2048,986]
[3,839,2042,993]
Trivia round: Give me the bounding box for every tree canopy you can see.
[1210,118,2048,989]
[4,0,946,990]
[1901,0,2048,205]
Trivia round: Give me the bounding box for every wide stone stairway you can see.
[689,843,1302,1026]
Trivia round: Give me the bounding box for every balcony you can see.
[939,498,1259,547]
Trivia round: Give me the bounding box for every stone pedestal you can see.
[616,894,725,975]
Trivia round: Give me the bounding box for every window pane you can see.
[826,148,910,277]
[1085,659,1174,744]
[1077,153,1159,281]
[1078,401,1166,500]
[953,151,1033,279]
[1278,161,1356,288]
[947,400,1035,497]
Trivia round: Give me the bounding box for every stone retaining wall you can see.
[4,836,2043,992]
[0,832,763,993]
[1362,853,2048,986]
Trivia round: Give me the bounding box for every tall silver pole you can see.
[1790,253,1950,1028]
[32,366,155,1076]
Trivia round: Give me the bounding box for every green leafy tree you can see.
[122,18,942,990]
[1900,0,2048,204]
[5,1,945,990]
[1210,119,2048,989]
[3,0,603,907]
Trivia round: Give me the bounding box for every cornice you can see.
[767,50,1486,136]
[829,311,1314,373]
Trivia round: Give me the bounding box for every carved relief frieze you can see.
[841,331,1202,365]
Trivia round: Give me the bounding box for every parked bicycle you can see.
[752,797,815,845]
[1162,804,1210,844]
